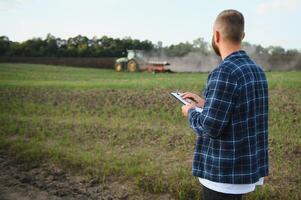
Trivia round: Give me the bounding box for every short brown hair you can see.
[215,9,245,43]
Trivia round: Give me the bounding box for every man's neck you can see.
[220,43,242,60]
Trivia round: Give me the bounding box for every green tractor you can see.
[115,50,171,73]
[115,50,145,72]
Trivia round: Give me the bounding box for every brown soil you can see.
[0,154,172,200]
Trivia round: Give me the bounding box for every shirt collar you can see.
[223,50,247,61]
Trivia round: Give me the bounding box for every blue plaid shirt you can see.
[188,50,269,184]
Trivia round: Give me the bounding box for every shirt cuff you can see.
[188,107,196,118]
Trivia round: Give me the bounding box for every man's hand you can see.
[182,104,195,117]
[181,92,205,107]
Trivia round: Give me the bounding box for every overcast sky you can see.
[0,0,300,49]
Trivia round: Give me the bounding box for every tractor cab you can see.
[115,50,144,72]
[127,50,144,60]
[115,50,172,73]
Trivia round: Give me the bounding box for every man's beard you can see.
[211,36,221,57]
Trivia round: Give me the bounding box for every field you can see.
[0,63,300,199]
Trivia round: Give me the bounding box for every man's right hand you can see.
[181,92,205,108]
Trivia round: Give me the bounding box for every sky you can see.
[0,0,300,49]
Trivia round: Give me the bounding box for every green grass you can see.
[0,63,300,199]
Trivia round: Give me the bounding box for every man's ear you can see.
[215,30,220,43]
[242,32,245,40]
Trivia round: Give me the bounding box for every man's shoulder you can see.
[218,55,265,79]
[210,61,240,81]
[221,55,253,72]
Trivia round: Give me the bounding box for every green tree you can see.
[0,36,11,56]
[193,37,209,54]
[165,42,193,57]
[44,33,59,57]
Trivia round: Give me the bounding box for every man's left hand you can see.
[181,104,195,117]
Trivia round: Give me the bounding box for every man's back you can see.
[188,50,269,184]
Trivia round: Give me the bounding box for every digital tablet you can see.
[170,92,191,105]
[170,92,203,112]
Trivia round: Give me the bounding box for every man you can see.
[181,10,269,200]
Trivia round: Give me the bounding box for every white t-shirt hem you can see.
[199,177,264,194]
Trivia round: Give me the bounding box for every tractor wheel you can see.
[115,62,123,72]
[127,59,138,72]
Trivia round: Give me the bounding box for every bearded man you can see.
[181,9,269,200]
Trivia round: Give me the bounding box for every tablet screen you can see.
[170,92,203,112]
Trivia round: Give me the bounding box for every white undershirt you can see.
[199,177,264,194]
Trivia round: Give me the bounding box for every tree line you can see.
[0,34,300,70]
[0,34,153,57]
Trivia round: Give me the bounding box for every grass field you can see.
[0,63,300,199]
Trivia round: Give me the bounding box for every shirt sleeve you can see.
[188,67,238,138]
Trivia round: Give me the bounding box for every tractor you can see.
[115,50,172,73]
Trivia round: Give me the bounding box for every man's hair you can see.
[215,9,245,44]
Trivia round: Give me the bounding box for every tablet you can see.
[170,92,203,112]
[170,92,191,105]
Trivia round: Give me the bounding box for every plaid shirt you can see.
[188,50,269,184]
